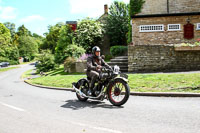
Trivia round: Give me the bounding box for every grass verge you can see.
[25,68,200,93]
[0,67,19,73]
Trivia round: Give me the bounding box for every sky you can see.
[0,0,129,36]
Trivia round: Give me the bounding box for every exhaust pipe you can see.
[72,84,87,97]
[72,84,104,99]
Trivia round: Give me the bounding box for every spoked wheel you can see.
[76,79,89,102]
[108,78,130,106]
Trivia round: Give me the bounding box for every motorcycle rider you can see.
[86,46,111,96]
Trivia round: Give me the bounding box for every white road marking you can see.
[0,102,26,112]
[69,121,122,133]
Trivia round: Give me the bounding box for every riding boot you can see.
[88,77,96,96]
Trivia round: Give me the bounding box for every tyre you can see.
[76,79,89,102]
[107,78,130,106]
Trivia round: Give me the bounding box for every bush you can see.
[110,46,128,57]
[64,57,76,68]
[55,44,85,64]
[36,50,57,72]
[0,57,19,65]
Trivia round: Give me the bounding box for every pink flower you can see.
[197,38,200,42]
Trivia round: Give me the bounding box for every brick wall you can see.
[128,45,200,72]
[139,0,200,15]
[132,15,200,45]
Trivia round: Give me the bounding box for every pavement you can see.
[23,67,200,97]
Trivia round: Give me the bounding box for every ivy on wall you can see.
[128,0,145,44]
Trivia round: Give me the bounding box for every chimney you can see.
[104,4,108,14]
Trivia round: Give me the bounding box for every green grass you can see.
[27,69,200,93]
[128,73,200,93]
[0,67,19,73]
[22,69,35,79]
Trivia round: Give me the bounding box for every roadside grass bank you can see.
[0,67,19,73]
[24,68,200,93]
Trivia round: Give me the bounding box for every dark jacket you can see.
[87,55,109,72]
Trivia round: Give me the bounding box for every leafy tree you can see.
[3,22,16,41]
[0,23,11,45]
[32,33,44,48]
[105,1,129,46]
[0,23,19,64]
[40,23,64,53]
[17,24,31,36]
[75,18,104,52]
[18,36,38,60]
[55,25,85,63]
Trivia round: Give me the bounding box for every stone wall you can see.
[132,15,200,45]
[139,0,200,15]
[128,45,200,72]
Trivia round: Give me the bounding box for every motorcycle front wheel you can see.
[107,78,130,106]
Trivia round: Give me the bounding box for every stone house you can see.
[129,0,200,72]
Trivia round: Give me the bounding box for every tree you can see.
[40,23,64,53]
[105,1,129,46]
[17,25,31,36]
[18,36,38,60]
[3,22,16,41]
[0,23,11,45]
[55,25,85,63]
[75,18,104,52]
[0,23,19,64]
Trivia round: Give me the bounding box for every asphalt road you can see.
[0,64,200,133]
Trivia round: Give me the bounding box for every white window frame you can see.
[168,24,181,31]
[139,24,164,32]
[197,23,200,30]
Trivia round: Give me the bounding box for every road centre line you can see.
[69,121,122,133]
[0,102,26,112]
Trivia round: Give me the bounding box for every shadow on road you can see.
[61,99,124,110]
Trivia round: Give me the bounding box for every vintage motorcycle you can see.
[72,65,130,106]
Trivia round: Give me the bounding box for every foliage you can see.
[128,0,145,44]
[0,23,19,64]
[55,24,85,63]
[0,23,11,45]
[18,36,38,60]
[77,54,92,61]
[64,56,76,69]
[75,18,104,52]
[110,46,128,57]
[104,1,129,46]
[3,22,16,41]
[36,50,57,72]
[129,0,145,17]
[55,43,85,64]
[17,24,31,36]
[40,23,64,53]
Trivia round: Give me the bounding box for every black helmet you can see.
[92,46,100,56]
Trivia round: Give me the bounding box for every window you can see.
[168,24,181,31]
[139,25,164,32]
[197,23,200,30]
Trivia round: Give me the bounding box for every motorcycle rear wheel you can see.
[108,78,130,106]
[76,79,88,102]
